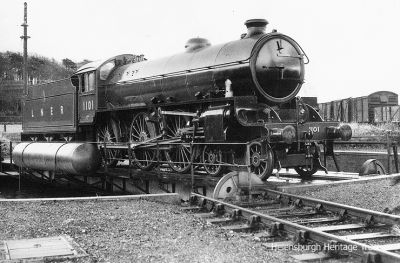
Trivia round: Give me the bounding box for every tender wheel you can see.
[248,142,274,180]
[294,166,318,179]
[202,145,223,176]
[163,113,192,173]
[96,118,121,167]
[130,112,158,171]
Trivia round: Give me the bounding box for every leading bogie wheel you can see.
[294,166,318,179]
[248,141,274,180]
[295,143,321,179]
[202,145,224,176]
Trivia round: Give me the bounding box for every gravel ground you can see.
[2,178,399,262]
[0,199,308,263]
[302,177,400,214]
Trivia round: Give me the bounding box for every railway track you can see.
[185,190,400,262]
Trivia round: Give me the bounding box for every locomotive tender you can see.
[15,19,351,179]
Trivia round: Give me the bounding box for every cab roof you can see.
[74,60,103,75]
[74,54,135,75]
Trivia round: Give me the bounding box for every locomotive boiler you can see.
[104,19,304,107]
[16,18,351,180]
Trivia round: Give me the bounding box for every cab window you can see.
[80,71,95,93]
[83,73,89,92]
[88,72,95,91]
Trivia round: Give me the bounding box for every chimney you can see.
[243,19,268,38]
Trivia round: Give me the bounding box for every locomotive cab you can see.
[71,54,139,139]
[71,68,96,124]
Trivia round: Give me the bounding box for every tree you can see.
[62,58,77,71]
[8,52,23,79]
[28,56,45,81]
[0,53,8,79]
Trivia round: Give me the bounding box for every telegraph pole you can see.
[20,2,30,95]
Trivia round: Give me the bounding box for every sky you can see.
[1,0,399,102]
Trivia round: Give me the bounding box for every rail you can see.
[189,192,400,262]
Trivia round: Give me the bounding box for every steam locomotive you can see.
[14,19,352,180]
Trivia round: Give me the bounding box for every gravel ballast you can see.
[2,176,399,262]
[0,199,304,263]
[301,177,400,213]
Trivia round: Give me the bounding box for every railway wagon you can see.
[374,105,400,123]
[340,98,352,123]
[319,98,351,122]
[364,91,398,123]
[325,102,331,121]
[14,19,352,180]
[332,100,343,121]
[351,96,369,123]
[318,102,329,121]
[319,91,398,123]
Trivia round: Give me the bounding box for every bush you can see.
[347,122,400,138]
[0,137,10,159]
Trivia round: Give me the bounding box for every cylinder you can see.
[13,142,101,175]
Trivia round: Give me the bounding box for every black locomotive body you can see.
[19,19,351,179]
